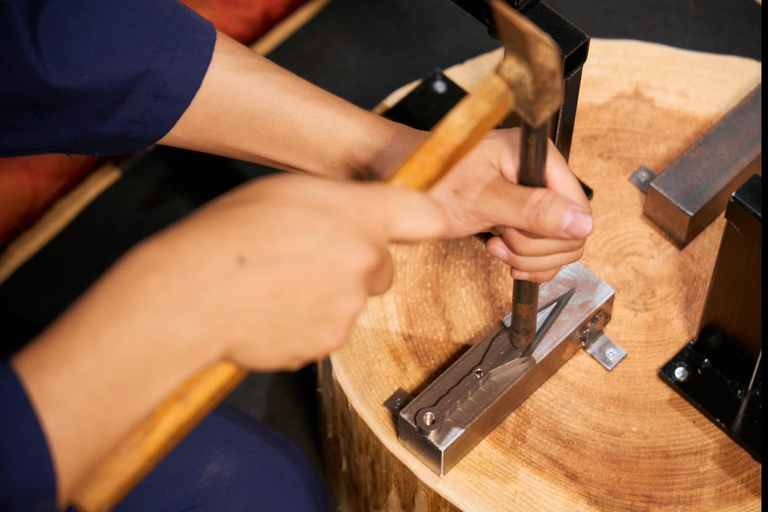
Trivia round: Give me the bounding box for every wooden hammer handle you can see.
[387,73,515,190]
[72,362,247,512]
[72,71,516,512]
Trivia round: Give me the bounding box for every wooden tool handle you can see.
[387,73,515,189]
[72,362,247,512]
[72,71,516,512]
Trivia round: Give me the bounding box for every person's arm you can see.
[159,32,413,180]
[11,175,447,508]
[161,32,593,282]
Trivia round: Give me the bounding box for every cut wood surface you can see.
[321,40,762,511]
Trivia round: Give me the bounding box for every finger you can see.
[367,250,395,296]
[543,139,591,211]
[477,177,593,240]
[509,267,560,283]
[507,248,583,273]
[499,226,584,257]
[486,237,583,272]
[360,184,448,243]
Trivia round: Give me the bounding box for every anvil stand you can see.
[381,66,627,476]
[659,175,762,463]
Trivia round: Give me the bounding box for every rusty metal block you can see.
[631,84,761,247]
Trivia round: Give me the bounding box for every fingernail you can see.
[488,245,508,262]
[564,210,593,239]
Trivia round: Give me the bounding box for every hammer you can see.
[72,4,563,510]
[388,0,564,351]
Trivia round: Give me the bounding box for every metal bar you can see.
[639,84,761,247]
[659,174,762,462]
[449,0,540,33]
[518,123,548,187]
[510,123,548,349]
[553,65,585,161]
[492,1,590,163]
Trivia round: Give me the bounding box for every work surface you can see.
[328,40,762,510]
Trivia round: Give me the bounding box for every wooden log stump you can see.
[319,40,762,511]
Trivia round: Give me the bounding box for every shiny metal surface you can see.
[394,262,617,476]
[585,333,626,371]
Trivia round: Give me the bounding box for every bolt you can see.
[432,79,448,94]
[674,364,689,382]
[393,398,404,410]
[475,368,484,379]
[637,169,650,181]
[423,411,435,426]
[604,348,618,361]
[579,325,590,345]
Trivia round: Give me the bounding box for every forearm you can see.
[11,241,219,508]
[160,31,420,180]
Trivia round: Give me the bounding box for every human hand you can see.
[129,173,446,371]
[425,128,593,282]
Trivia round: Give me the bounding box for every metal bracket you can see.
[629,165,657,195]
[586,333,626,371]
[385,262,626,476]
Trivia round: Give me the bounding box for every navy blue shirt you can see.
[0,362,56,511]
[1,0,215,508]
[0,0,215,157]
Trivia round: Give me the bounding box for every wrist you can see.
[348,116,427,181]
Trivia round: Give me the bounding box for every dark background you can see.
[0,0,761,475]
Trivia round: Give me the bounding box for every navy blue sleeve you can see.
[0,0,216,157]
[1,360,57,511]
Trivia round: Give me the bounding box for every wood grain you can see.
[321,40,762,511]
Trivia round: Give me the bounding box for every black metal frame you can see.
[449,0,590,162]
[659,174,762,462]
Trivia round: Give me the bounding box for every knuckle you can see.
[542,269,560,281]
[318,321,350,354]
[333,292,367,320]
[285,358,306,372]
[505,251,524,269]
[348,242,383,274]
[561,247,584,265]
[526,270,558,283]
[524,189,561,233]
[505,230,530,254]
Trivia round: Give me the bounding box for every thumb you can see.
[360,184,448,243]
[481,177,593,240]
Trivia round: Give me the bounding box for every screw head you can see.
[475,368,484,379]
[423,411,436,426]
[674,364,689,382]
[604,348,617,361]
[637,169,649,181]
[432,79,448,94]
[393,398,404,410]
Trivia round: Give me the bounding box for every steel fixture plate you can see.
[391,262,619,476]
